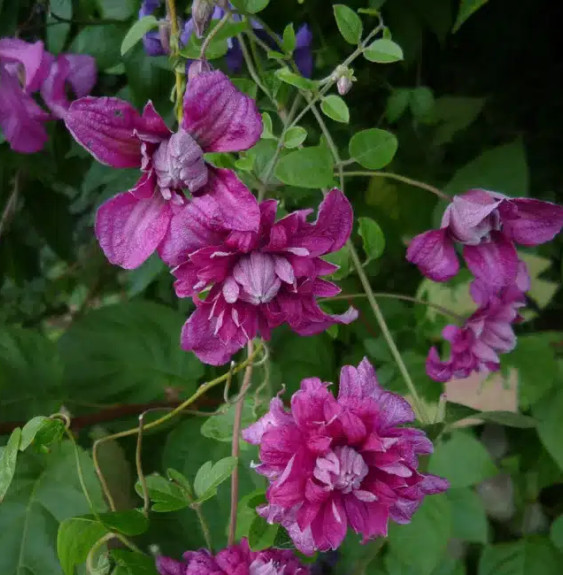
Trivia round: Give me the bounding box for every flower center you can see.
[313,446,368,494]
[232,252,282,305]
[152,129,208,197]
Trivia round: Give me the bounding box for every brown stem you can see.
[228,340,255,545]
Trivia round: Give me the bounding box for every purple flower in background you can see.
[426,261,530,382]
[64,70,262,269]
[242,358,449,554]
[162,189,357,366]
[0,38,97,153]
[157,538,309,575]
[407,189,563,288]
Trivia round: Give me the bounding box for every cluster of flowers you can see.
[140,0,313,77]
[407,189,563,382]
[0,38,96,153]
[157,358,448,571]
[64,66,357,365]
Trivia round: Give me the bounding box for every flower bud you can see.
[192,0,215,38]
[187,59,211,81]
[337,75,353,96]
[158,20,171,54]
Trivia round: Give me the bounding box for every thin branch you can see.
[136,412,150,516]
[166,0,185,123]
[0,172,21,240]
[237,32,272,102]
[199,11,230,59]
[228,340,255,546]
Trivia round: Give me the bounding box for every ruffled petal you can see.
[182,70,262,152]
[406,228,459,282]
[501,198,563,246]
[95,190,171,269]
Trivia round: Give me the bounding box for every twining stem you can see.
[86,533,113,574]
[136,412,149,516]
[65,429,98,516]
[341,171,449,201]
[0,171,21,240]
[166,0,184,123]
[93,344,264,510]
[199,11,230,59]
[321,292,463,322]
[237,32,272,102]
[192,502,213,550]
[228,340,255,546]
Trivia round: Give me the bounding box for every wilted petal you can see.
[182,70,262,152]
[65,97,150,168]
[95,191,171,269]
[463,231,519,288]
[426,347,453,383]
[501,198,563,246]
[406,228,459,282]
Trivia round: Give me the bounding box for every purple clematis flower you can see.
[162,188,358,365]
[157,538,309,575]
[407,189,563,288]
[426,261,530,382]
[0,38,97,153]
[242,358,449,554]
[64,70,262,269]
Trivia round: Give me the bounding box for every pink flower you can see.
[164,188,358,365]
[0,38,96,153]
[156,538,309,575]
[426,261,530,382]
[64,70,262,269]
[242,358,448,554]
[407,189,563,287]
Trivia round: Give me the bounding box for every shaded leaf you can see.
[194,456,238,503]
[358,217,385,261]
[0,428,21,502]
[57,516,108,575]
[275,145,334,188]
[333,4,363,44]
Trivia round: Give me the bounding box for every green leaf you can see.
[358,217,385,261]
[57,516,109,575]
[194,457,238,503]
[533,387,563,471]
[261,112,276,139]
[47,0,72,53]
[275,67,318,91]
[476,411,536,428]
[429,431,498,488]
[121,16,159,56]
[448,488,488,543]
[0,428,21,503]
[181,21,248,60]
[388,494,452,575]
[409,86,435,121]
[321,95,350,123]
[364,38,404,63]
[275,145,335,188]
[432,96,486,145]
[444,138,528,197]
[200,401,256,444]
[333,4,363,44]
[21,417,65,452]
[282,23,296,53]
[550,515,563,552]
[231,0,270,14]
[20,417,48,451]
[58,301,205,403]
[453,0,489,33]
[111,549,158,575]
[323,246,352,280]
[0,442,105,575]
[134,474,188,512]
[479,537,562,575]
[96,0,135,20]
[99,510,149,536]
[70,24,128,70]
[125,253,166,297]
[386,88,411,123]
[282,126,308,149]
[349,128,398,169]
[248,515,279,551]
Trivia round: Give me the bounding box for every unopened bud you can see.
[158,20,171,53]
[337,75,353,96]
[187,59,212,81]
[192,0,215,38]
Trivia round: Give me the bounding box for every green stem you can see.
[65,429,98,517]
[193,503,213,550]
[199,11,230,59]
[86,533,113,574]
[92,343,264,510]
[237,32,272,102]
[166,0,184,124]
[341,171,449,201]
[136,412,149,516]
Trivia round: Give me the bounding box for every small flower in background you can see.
[426,261,530,382]
[0,38,96,153]
[406,189,563,288]
[164,188,358,366]
[64,70,262,269]
[242,358,448,554]
[156,538,310,575]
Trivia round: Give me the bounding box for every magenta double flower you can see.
[407,189,563,288]
[164,188,358,365]
[0,38,96,153]
[65,70,262,269]
[242,358,448,554]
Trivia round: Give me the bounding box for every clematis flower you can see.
[64,70,262,269]
[242,358,449,554]
[156,538,309,575]
[162,188,357,365]
[0,38,97,153]
[426,261,530,382]
[407,189,563,288]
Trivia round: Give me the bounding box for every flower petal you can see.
[95,191,171,269]
[406,228,459,282]
[501,198,563,246]
[0,38,48,92]
[463,231,519,288]
[182,70,262,152]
